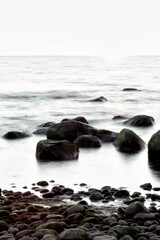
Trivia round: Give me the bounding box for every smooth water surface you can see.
[1,56,160,193]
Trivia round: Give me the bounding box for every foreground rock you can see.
[36,139,79,160]
[123,115,155,127]
[113,128,146,153]
[74,135,102,148]
[2,131,31,140]
[148,130,160,162]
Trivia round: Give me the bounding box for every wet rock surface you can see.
[0,181,160,240]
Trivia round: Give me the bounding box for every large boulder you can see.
[2,131,31,140]
[46,120,93,142]
[36,139,79,161]
[148,130,160,161]
[113,128,146,153]
[123,115,155,127]
[74,135,102,148]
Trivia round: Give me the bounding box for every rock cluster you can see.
[0,181,160,239]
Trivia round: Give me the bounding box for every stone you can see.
[123,115,154,127]
[59,228,88,240]
[112,225,141,238]
[93,236,117,240]
[148,130,160,161]
[74,135,102,148]
[123,88,139,91]
[140,183,152,191]
[16,229,34,239]
[38,222,64,233]
[37,181,49,187]
[36,139,79,160]
[64,205,85,216]
[112,116,128,121]
[113,128,146,153]
[2,131,31,140]
[89,192,104,201]
[46,120,93,142]
[38,122,56,127]
[88,96,107,102]
[0,221,8,231]
[41,234,57,240]
[32,127,49,135]
[94,129,118,143]
[114,190,130,198]
[125,201,150,218]
[133,213,155,221]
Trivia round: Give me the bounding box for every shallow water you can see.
[1,55,160,193]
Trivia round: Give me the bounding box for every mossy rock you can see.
[113,128,146,153]
[59,228,88,240]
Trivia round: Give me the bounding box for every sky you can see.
[0,0,160,56]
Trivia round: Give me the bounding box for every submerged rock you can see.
[38,121,56,127]
[113,128,146,153]
[62,116,89,124]
[123,115,155,127]
[148,130,160,161]
[36,139,79,161]
[74,135,102,148]
[46,120,93,142]
[122,88,140,91]
[94,129,118,143]
[2,131,31,140]
[88,96,107,102]
[32,127,49,135]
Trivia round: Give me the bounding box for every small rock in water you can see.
[123,115,155,127]
[122,88,140,91]
[88,96,107,102]
[37,181,49,187]
[2,131,31,140]
[140,183,152,191]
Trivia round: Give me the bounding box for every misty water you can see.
[1,55,160,194]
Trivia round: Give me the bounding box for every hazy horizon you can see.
[0,0,160,57]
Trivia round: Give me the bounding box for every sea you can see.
[1,55,160,194]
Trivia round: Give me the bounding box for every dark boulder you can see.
[140,183,152,191]
[2,131,31,140]
[88,96,107,102]
[46,120,93,142]
[74,135,102,148]
[36,139,79,161]
[113,128,146,153]
[112,115,128,121]
[148,130,160,161]
[123,115,155,127]
[94,129,118,142]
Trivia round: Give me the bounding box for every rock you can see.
[38,222,64,233]
[148,130,160,161]
[64,205,85,216]
[32,127,49,135]
[88,96,107,102]
[140,183,152,191]
[112,225,141,238]
[0,221,8,231]
[113,128,146,153]
[125,201,150,218]
[122,88,140,91]
[36,139,79,160]
[2,131,31,140]
[59,228,88,240]
[89,191,104,202]
[46,120,93,142]
[112,116,128,121]
[93,236,117,240]
[37,181,49,187]
[120,236,133,240]
[72,117,89,124]
[151,194,160,201]
[114,190,130,198]
[94,129,118,143]
[123,115,155,127]
[0,234,15,240]
[133,213,155,221]
[16,229,34,239]
[41,234,58,240]
[74,135,102,148]
[38,122,56,127]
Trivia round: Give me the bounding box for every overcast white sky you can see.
[0,0,160,56]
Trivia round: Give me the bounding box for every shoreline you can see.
[0,181,160,239]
